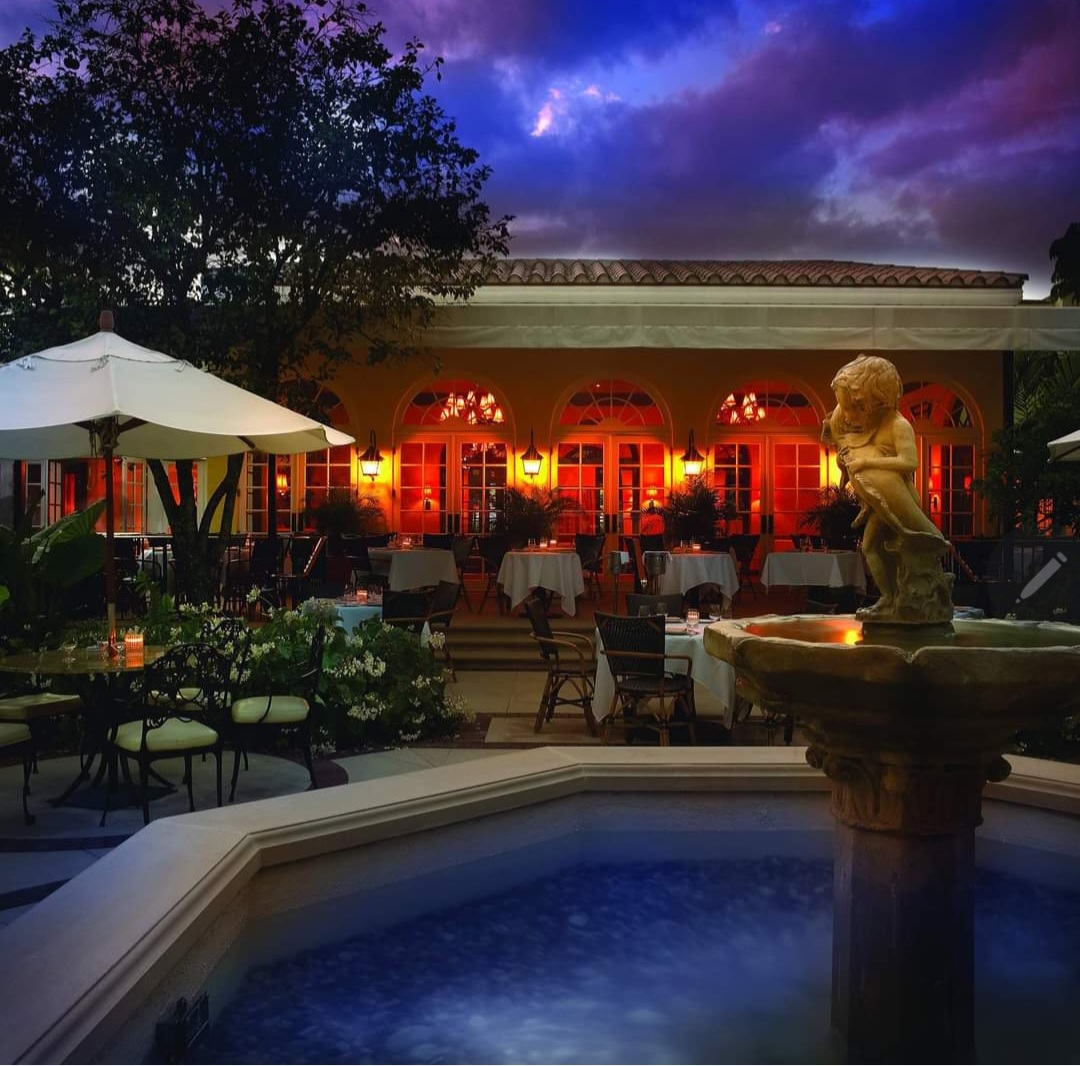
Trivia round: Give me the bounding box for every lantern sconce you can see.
[423,485,433,511]
[275,468,290,495]
[521,429,543,478]
[359,430,384,480]
[680,429,705,479]
[645,487,659,512]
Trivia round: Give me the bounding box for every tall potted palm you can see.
[660,478,734,544]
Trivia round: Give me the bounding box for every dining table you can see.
[301,598,432,645]
[592,621,736,728]
[656,550,740,601]
[367,547,459,591]
[497,549,585,616]
[0,645,167,806]
[760,550,867,592]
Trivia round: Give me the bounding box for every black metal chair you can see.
[477,534,511,613]
[574,533,607,598]
[382,588,435,635]
[620,535,646,592]
[729,534,760,597]
[0,722,36,825]
[639,533,666,555]
[246,536,284,611]
[102,643,232,825]
[625,592,684,617]
[228,623,325,802]
[451,535,475,611]
[594,612,696,746]
[426,580,460,680]
[422,532,455,550]
[524,597,596,735]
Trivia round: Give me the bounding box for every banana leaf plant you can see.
[0,494,107,649]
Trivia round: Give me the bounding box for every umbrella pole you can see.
[104,443,118,655]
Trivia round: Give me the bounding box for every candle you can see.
[124,631,144,659]
[691,541,701,552]
[356,588,368,603]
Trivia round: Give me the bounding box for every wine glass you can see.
[685,608,700,633]
[60,638,78,663]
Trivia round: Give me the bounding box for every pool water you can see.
[196,857,1080,1064]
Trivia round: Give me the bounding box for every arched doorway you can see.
[394,378,512,535]
[900,381,981,538]
[709,378,826,553]
[553,377,669,537]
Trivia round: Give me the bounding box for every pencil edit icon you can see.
[1016,552,1068,603]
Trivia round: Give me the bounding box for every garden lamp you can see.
[680,429,705,478]
[359,430,384,480]
[521,429,543,478]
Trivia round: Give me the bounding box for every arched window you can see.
[715,381,819,428]
[900,382,973,428]
[560,379,664,428]
[403,380,505,426]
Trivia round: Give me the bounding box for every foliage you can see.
[499,487,575,545]
[1050,222,1080,305]
[974,353,1080,536]
[660,478,735,543]
[314,489,384,537]
[800,487,862,545]
[0,498,106,649]
[167,601,471,748]
[0,0,510,603]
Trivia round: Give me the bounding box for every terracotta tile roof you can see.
[486,259,1026,289]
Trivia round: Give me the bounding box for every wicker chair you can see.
[451,535,475,611]
[594,612,696,746]
[477,534,511,614]
[524,597,596,735]
[574,533,607,598]
[426,580,460,680]
[729,534,760,596]
[382,589,435,635]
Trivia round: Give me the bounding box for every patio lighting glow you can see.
[438,388,504,425]
[520,429,543,477]
[275,471,289,494]
[359,430,384,480]
[680,429,705,478]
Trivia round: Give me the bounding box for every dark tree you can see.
[0,0,510,602]
[1050,222,1080,305]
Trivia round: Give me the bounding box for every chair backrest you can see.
[703,537,730,554]
[362,533,392,549]
[523,596,555,658]
[451,535,475,569]
[639,533,666,555]
[619,536,645,585]
[422,532,455,550]
[790,534,805,551]
[196,616,252,679]
[595,612,665,680]
[300,577,346,601]
[382,589,434,634]
[625,592,683,617]
[730,534,760,562]
[248,537,281,579]
[477,534,511,570]
[573,533,606,569]
[428,580,459,626]
[141,643,233,726]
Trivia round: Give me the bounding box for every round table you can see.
[367,548,460,591]
[497,550,585,616]
[657,551,740,601]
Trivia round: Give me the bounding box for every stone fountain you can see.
[704,355,1080,1063]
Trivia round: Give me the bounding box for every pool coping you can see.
[0,745,1077,1064]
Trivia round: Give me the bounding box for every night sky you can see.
[4,0,1079,296]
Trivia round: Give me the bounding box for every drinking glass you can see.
[61,639,78,663]
[527,538,537,549]
[685,609,700,633]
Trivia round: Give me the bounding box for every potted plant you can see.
[313,489,384,537]
[800,487,862,548]
[500,487,575,547]
[659,478,735,544]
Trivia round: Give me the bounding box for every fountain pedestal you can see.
[703,615,1080,1063]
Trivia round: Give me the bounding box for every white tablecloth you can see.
[657,552,739,600]
[593,626,736,728]
[760,551,866,592]
[302,599,430,644]
[368,548,459,591]
[497,551,585,616]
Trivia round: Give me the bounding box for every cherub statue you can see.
[824,355,954,624]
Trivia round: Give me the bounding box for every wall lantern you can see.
[680,429,705,479]
[423,485,434,511]
[275,470,290,494]
[645,487,659,512]
[359,430,384,480]
[520,429,543,478]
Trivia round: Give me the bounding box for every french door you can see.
[397,436,509,536]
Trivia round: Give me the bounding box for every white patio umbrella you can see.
[1048,429,1080,462]
[0,313,355,639]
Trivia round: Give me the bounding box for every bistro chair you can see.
[639,533,666,555]
[426,580,461,680]
[619,535,646,592]
[228,623,326,802]
[625,592,684,618]
[102,643,232,826]
[422,532,455,550]
[729,534,760,597]
[382,589,435,636]
[451,535,475,611]
[594,612,696,747]
[0,722,35,825]
[574,533,607,598]
[523,597,596,735]
[477,534,511,614]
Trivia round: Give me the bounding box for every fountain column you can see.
[806,744,1011,1062]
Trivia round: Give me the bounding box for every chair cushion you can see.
[0,722,32,748]
[113,718,219,754]
[0,692,83,722]
[231,695,310,725]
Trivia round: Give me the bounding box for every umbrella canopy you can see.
[1048,429,1080,462]
[0,328,353,460]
